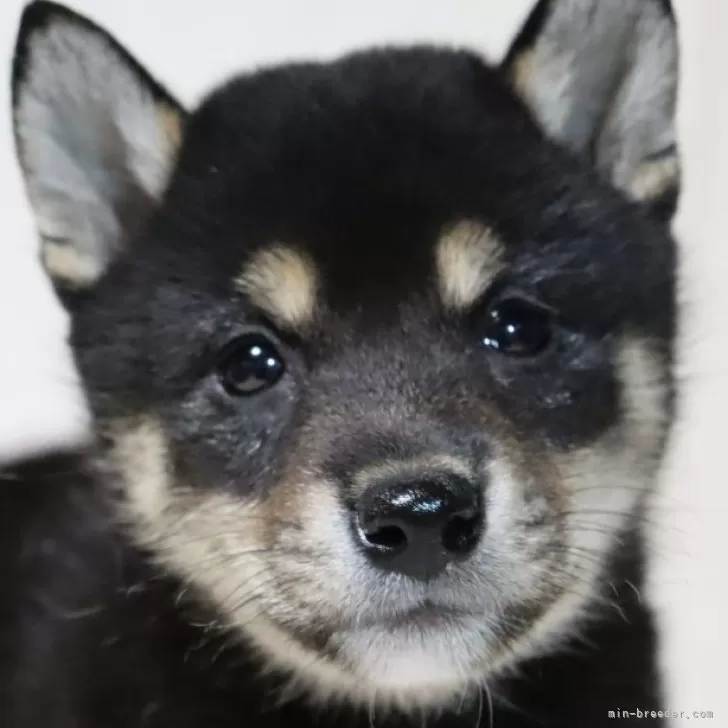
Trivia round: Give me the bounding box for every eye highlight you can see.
[477,297,553,357]
[217,333,285,395]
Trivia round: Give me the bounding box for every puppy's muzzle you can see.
[352,471,485,582]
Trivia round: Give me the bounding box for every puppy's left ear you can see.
[503,0,680,222]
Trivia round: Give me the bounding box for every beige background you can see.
[0,1,725,723]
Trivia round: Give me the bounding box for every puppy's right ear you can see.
[12,1,185,294]
[503,0,680,223]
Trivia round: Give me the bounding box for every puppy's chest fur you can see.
[0,455,662,728]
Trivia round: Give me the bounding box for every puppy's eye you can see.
[478,297,553,357]
[217,333,285,395]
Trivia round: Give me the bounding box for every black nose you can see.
[353,473,484,581]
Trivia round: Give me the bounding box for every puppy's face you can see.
[13,0,679,712]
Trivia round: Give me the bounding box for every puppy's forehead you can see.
[231,220,504,330]
[166,48,549,246]
[155,46,669,336]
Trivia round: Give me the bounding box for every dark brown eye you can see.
[217,333,285,395]
[478,297,553,357]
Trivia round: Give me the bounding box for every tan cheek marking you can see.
[259,470,310,551]
[505,435,569,513]
[615,335,671,453]
[107,416,271,601]
[435,220,504,310]
[106,419,444,709]
[492,335,671,671]
[106,415,172,521]
[235,245,318,330]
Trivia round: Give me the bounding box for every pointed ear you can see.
[503,0,680,222]
[12,1,186,292]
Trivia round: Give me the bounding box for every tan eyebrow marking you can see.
[435,220,504,310]
[234,244,318,329]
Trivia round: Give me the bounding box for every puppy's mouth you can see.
[321,603,492,701]
[258,582,502,703]
[357,601,475,630]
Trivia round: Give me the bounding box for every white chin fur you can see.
[335,621,491,702]
[245,613,492,711]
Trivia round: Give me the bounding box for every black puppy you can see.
[2,0,679,725]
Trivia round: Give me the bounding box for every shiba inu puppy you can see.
[1,0,680,725]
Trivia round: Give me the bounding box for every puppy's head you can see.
[12,0,679,712]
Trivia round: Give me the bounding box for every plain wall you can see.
[0,1,725,724]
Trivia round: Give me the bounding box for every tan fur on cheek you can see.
[108,416,172,521]
[107,417,274,622]
[492,335,671,671]
[235,245,318,330]
[106,421,377,705]
[435,220,504,310]
[108,432,435,711]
